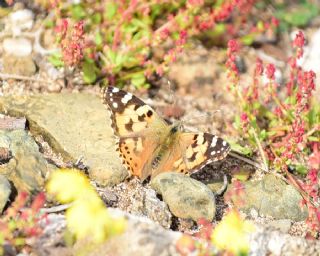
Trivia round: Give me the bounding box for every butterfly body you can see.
[150,123,181,169]
[101,86,230,180]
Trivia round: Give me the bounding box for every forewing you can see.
[101,86,169,178]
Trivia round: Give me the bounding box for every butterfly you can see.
[101,86,230,181]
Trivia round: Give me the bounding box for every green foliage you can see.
[0,192,46,254]
[48,52,64,67]
[42,0,269,87]
[83,58,97,84]
[275,2,319,30]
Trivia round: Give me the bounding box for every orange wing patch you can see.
[151,132,230,178]
[118,137,157,178]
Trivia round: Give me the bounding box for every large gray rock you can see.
[151,172,216,221]
[228,174,308,221]
[0,130,54,192]
[0,94,128,186]
[0,174,11,212]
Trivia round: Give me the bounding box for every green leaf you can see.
[307,106,320,127]
[48,52,64,67]
[240,34,254,46]
[71,4,86,20]
[115,53,125,68]
[95,32,103,46]
[44,19,54,28]
[106,49,116,64]
[291,164,308,175]
[229,142,253,156]
[266,130,277,137]
[259,129,267,141]
[0,233,4,245]
[92,13,102,24]
[14,238,25,246]
[213,23,226,35]
[233,115,241,130]
[82,60,97,84]
[308,136,320,142]
[276,3,318,27]
[105,2,117,20]
[131,73,146,88]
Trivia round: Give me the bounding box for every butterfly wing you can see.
[101,86,170,179]
[151,132,230,178]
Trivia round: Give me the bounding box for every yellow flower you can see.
[46,168,93,203]
[46,168,126,243]
[211,210,254,255]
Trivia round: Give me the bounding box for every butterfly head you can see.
[170,122,183,134]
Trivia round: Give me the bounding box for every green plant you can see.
[226,31,320,235]
[0,192,46,255]
[35,0,277,87]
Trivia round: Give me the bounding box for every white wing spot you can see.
[211,151,216,155]
[121,93,133,104]
[109,93,113,97]
[110,98,113,102]
[222,141,227,146]
[113,102,118,108]
[112,87,120,93]
[211,137,217,147]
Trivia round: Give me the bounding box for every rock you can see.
[151,172,216,221]
[3,37,32,57]
[0,93,128,187]
[198,174,227,194]
[47,82,63,93]
[0,116,26,130]
[168,47,220,89]
[227,174,308,221]
[0,130,56,192]
[269,219,292,233]
[144,188,172,228]
[0,175,11,212]
[249,224,320,256]
[113,179,172,228]
[78,208,180,256]
[2,54,36,76]
[37,213,67,250]
[36,209,181,256]
[34,210,320,256]
[8,9,34,34]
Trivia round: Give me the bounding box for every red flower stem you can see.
[284,166,318,208]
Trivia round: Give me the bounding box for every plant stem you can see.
[250,127,269,172]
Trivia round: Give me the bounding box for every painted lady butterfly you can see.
[101,86,230,180]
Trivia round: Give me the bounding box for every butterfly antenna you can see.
[167,79,177,107]
[182,110,222,125]
[215,174,228,196]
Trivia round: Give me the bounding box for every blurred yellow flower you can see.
[46,168,126,243]
[46,168,93,202]
[211,210,254,255]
